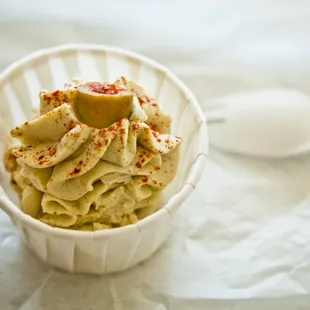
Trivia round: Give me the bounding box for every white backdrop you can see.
[2,1,310,309]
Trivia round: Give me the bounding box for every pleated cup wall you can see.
[0,44,208,274]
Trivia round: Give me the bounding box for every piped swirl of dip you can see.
[4,77,181,230]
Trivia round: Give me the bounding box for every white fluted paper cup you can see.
[0,44,208,274]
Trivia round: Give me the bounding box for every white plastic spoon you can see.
[205,88,310,158]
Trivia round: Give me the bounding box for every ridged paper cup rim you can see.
[0,43,208,239]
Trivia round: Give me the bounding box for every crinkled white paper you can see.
[2,154,310,310]
[2,1,310,309]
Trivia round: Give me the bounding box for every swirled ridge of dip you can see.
[3,77,182,230]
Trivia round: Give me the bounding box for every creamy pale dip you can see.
[4,77,181,230]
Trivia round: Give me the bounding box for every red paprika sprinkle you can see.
[48,148,57,156]
[69,168,81,176]
[87,82,124,95]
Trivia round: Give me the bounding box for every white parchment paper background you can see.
[1,1,310,309]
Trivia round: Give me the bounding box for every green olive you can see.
[73,82,133,128]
